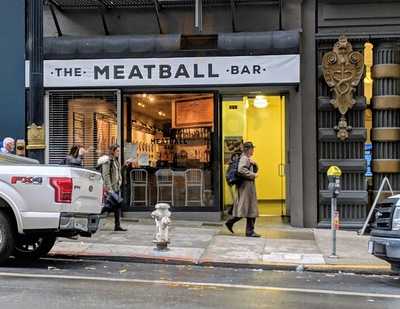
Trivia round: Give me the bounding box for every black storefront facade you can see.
[36,32,301,222]
[17,0,400,228]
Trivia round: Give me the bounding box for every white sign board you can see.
[25,54,299,87]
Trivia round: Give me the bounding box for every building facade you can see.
[6,0,400,227]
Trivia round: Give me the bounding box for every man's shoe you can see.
[114,226,127,232]
[246,232,261,237]
[225,222,234,234]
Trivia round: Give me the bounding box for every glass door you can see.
[222,95,286,216]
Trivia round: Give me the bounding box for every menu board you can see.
[173,97,213,128]
[224,136,242,164]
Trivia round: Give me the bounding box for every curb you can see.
[48,252,393,276]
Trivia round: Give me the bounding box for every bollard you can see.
[327,166,341,258]
[151,203,171,251]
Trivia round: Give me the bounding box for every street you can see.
[0,258,399,308]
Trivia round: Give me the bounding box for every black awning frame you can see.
[49,0,280,10]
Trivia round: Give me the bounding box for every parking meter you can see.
[327,166,342,258]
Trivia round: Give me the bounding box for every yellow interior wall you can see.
[246,96,285,200]
[222,96,286,216]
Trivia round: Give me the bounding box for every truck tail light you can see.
[50,177,73,203]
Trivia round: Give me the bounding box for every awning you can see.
[39,31,300,59]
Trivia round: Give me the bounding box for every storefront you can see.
[32,33,301,221]
[16,0,400,227]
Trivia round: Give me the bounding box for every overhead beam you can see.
[48,0,63,12]
[95,0,110,35]
[153,0,163,34]
[194,0,203,33]
[49,4,62,36]
[101,13,110,35]
[230,0,237,32]
[96,0,109,9]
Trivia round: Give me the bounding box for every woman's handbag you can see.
[105,191,123,210]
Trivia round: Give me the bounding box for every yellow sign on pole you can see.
[327,166,342,177]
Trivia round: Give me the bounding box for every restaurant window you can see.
[48,91,118,169]
[123,93,215,208]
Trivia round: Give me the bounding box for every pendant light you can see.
[253,95,268,109]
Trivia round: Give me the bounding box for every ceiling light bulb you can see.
[254,96,268,109]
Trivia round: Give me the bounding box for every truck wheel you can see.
[0,210,15,265]
[13,235,56,260]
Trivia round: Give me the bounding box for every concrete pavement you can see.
[49,216,391,274]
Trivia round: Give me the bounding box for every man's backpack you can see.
[225,153,242,187]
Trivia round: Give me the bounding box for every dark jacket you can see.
[61,155,83,167]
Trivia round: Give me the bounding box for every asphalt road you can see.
[0,258,399,309]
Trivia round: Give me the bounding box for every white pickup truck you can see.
[0,153,103,264]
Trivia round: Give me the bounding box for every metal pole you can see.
[28,0,44,125]
[28,0,44,162]
[331,194,337,257]
[194,0,203,33]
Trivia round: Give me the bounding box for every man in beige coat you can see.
[225,142,260,237]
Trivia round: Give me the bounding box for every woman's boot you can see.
[225,217,241,234]
[246,218,260,237]
[114,208,127,231]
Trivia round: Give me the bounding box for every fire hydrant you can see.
[151,203,171,250]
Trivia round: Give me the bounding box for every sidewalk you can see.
[50,216,391,274]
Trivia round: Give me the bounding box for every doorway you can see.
[222,95,286,216]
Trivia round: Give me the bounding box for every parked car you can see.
[369,195,400,273]
[0,153,103,264]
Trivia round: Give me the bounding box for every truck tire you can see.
[13,235,56,261]
[0,210,15,265]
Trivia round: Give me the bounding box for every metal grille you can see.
[372,200,397,230]
[372,42,400,193]
[372,142,400,159]
[318,109,365,128]
[48,91,118,169]
[319,204,368,224]
[373,110,400,127]
[319,173,366,191]
[373,173,400,191]
[317,40,368,228]
[318,142,364,159]
[49,0,278,9]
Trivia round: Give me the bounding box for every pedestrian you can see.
[97,144,127,232]
[1,137,15,154]
[60,144,85,167]
[225,141,260,237]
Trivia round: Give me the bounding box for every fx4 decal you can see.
[11,176,43,185]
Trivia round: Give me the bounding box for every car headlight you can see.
[393,207,400,231]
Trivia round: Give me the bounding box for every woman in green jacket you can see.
[98,144,127,231]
